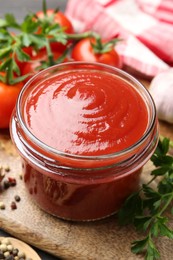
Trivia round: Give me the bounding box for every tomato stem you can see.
[45,39,54,66]
[65,31,98,40]
[42,0,47,17]
[6,59,13,85]
[66,31,122,54]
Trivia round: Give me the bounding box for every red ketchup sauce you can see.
[10,63,158,221]
[24,71,148,155]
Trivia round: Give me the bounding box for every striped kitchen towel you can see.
[65,0,173,78]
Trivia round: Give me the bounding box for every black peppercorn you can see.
[14,195,21,202]
[3,180,10,189]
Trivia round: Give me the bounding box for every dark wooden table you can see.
[0,2,67,259]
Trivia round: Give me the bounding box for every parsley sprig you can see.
[0,1,100,85]
[118,137,173,259]
[0,5,70,84]
[0,0,121,85]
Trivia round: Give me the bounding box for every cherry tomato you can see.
[22,49,68,83]
[0,80,23,129]
[15,46,35,74]
[36,10,73,34]
[71,38,122,68]
[36,10,74,52]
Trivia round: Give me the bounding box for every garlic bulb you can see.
[149,68,173,124]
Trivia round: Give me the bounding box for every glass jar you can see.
[10,62,158,221]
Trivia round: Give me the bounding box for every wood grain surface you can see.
[0,115,173,260]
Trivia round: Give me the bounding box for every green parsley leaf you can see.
[4,13,20,29]
[131,237,148,254]
[118,192,143,225]
[15,47,30,62]
[0,46,12,59]
[118,137,173,259]
[0,18,8,28]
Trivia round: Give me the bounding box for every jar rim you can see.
[16,61,157,161]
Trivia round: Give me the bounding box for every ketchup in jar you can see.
[10,62,158,221]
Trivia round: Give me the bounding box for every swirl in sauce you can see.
[24,70,148,156]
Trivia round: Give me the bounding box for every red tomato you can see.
[36,10,74,34]
[36,10,74,52]
[0,80,23,129]
[15,46,35,74]
[22,49,68,83]
[71,38,122,68]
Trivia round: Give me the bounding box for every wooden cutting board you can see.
[0,121,173,260]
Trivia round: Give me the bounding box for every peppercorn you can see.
[1,238,10,245]
[3,180,10,189]
[12,248,19,257]
[0,202,6,210]
[14,196,21,202]
[0,238,34,260]
[4,251,10,257]
[11,202,17,210]
[0,166,5,183]
[8,178,16,187]
[6,245,13,252]
[4,166,10,172]
[5,255,14,260]
[17,251,25,258]
[19,173,23,180]
[0,251,4,259]
[0,243,7,252]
